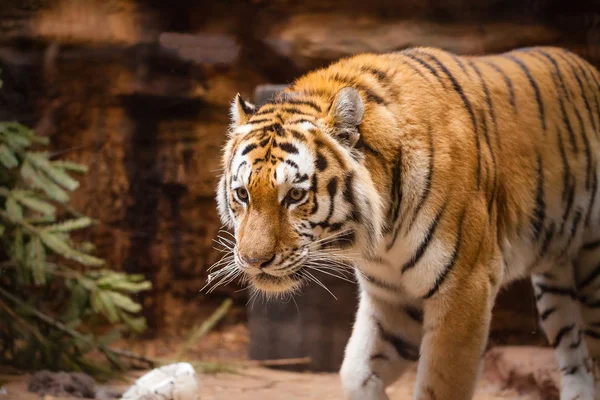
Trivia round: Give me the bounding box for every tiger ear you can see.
[230,93,256,127]
[326,87,364,147]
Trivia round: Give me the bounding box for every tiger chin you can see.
[215,46,600,400]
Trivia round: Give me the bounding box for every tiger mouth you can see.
[250,270,304,293]
[254,271,303,284]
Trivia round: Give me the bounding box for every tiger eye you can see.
[289,188,304,202]
[236,187,249,201]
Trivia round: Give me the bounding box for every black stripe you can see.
[557,127,572,204]
[288,129,305,141]
[281,99,322,113]
[234,160,248,181]
[559,179,576,236]
[330,73,386,105]
[553,324,575,347]
[279,107,316,116]
[529,50,578,154]
[294,174,309,183]
[255,107,276,116]
[360,65,390,83]
[315,151,328,171]
[416,51,481,189]
[360,137,382,158]
[284,159,299,170]
[451,54,470,76]
[561,366,579,375]
[585,166,597,227]
[238,96,255,115]
[530,154,545,242]
[362,272,402,292]
[578,263,600,291]
[534,50,572,103]
[583,240,600,251]
[404,305,424,324]
[401,201,447,273]
[363,90,386,105]
[274,123,285,137]
[483,60,517,113]
[343,172,361,223]
[566,209,583,249]
[395,56,429,80]
[564,50,600,97]
[325,177,338,222]
[309,177,339,230]
[540,306,557,321]
[241,143,258,156]
[575,59,600,136]
[402,52,447,88]
[314,138,346,169]
[584,329,600,339]
[539,221,556,258]
[479,108,497,213]
[259,137,270,148]
[407,127,434,231]
[386,149,403,235]
[423,209,466,299]
[535,283,576,301]
[470,61,500,150]
[560,93,579,153]
[556,51,598,134]
[279,142,299,154]
[309,175,319,215]
[288,118,316,125]
[582,300,600,309]
[376,320,420,362]
[573,107,593,189]
[246,118,272,125]
[504,54,546,132]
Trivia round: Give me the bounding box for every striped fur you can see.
[216,46,600,400]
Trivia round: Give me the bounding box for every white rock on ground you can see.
[120,362,199,400]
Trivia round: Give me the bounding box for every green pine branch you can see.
[0,103,153,378]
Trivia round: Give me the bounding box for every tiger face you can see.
[216,87,383,294]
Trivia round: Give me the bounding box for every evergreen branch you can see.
[0,287,155,368]
[0,210,104,266]
[51,160,88,173]
[0,297,46,344]
[26,152,79,191]
[0,115,150,377]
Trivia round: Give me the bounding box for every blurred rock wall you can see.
[0,0,598,336]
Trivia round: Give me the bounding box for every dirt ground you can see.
[0,346,560,400]
[0,299,561,400]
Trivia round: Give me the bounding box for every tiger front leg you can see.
[340,289,423,400]
[414,261,496,400]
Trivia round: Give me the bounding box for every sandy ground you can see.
[0,346,561,400]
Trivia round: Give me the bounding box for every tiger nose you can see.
[241,254,276,269]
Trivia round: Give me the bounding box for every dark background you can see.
[1,0,599,352]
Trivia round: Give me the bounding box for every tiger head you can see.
[216,87,384,294]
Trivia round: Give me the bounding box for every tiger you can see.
[214,45,600,400]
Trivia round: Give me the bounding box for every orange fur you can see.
[217,46,600,399]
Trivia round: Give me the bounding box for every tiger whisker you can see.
[303,265,356,284]
[303,270,338,300]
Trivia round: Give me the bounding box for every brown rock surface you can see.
[0,0,598,337]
